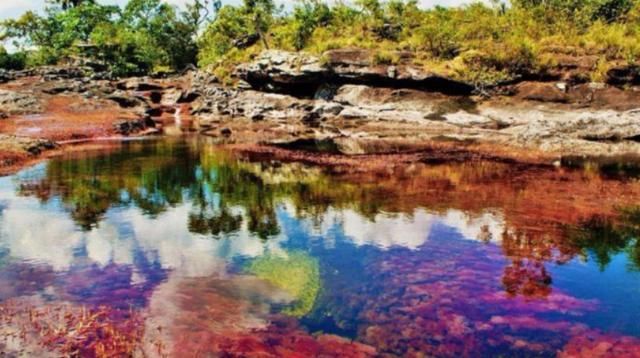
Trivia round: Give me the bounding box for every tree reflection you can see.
[12,138,640,298]
[568,208,640,271]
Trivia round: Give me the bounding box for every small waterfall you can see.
[174,106,182,126]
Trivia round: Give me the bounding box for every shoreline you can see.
[2,54,640,176]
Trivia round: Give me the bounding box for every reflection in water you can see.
[0,137,639,356]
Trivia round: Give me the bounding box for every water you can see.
[0,137,639,357]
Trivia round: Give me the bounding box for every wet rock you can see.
[113,117,156,136]
[0,90,42,115]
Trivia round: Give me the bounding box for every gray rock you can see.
[117,78,164,91]
[0,90,42,115]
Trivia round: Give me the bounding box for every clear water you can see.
[0,137,639,357]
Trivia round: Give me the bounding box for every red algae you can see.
[0,96,133,142]
[347,239,618,357]
[0,299,143,357]
[142,275,377,357]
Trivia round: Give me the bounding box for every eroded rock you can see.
[0,90,42,115]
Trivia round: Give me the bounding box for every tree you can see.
[47,0,95,10]
[291,0,332,50]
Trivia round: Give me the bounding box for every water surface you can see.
[0,137,639,357]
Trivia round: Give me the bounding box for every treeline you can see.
[1,0,639,82]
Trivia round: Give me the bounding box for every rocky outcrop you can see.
[0,135,57,155]
[235,49,474,97]
[191,79,640,159]
[606,65,640,86]
[0,90,42,115]
[323,49,474,94]
[113,117,157,136]
[234,50,329,96]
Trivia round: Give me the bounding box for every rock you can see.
[323,48,474,94]
[116,78,164,91]
[236,49,473,96]
[113,117,156,136]
[606,65,640,86]
[314,84,338,100]
[555,82,567,92]
[160,88,183,106]
[0,69,14,83]
[37,66,89,81]
[0,111,8,119]
[106,92,148,108]
[0,90,42,115]
[301,111,322,127]
[514,82,569,103]
[220,127,232,137]
[41,80,85,94]
[444,111,495,128]
[235,50,328,96]
[0,135,57,156]
[232,33,260,49]
[312,102,344,116]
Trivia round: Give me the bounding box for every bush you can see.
[0,47,27,70]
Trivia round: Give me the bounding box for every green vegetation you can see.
[2,0,640,83]
[1,0,203,75]
[246,251,321,317]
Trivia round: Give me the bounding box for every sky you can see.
[0,0,474,21]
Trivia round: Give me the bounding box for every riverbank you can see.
[1,49,640,175]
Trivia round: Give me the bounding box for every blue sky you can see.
[0,0,475,21]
